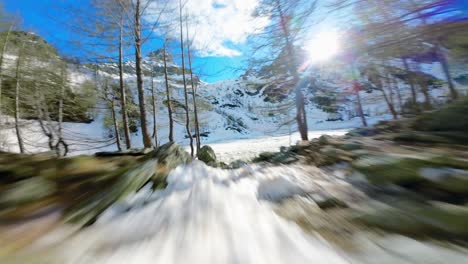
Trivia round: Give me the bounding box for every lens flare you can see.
[306,30,340,63]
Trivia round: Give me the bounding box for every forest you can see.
[0,0,468,263]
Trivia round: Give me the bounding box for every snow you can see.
[206,130,348,163]
[1,48,467,159]
[44,161,347,264]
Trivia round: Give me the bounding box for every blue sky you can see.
[3,0,249,82]
[4,0,467,82]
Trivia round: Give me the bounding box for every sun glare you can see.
[306,30,340,63]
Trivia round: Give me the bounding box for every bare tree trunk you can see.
[379,78,398,119]
[419,83,432,110]
[179,0,194,156]
[134,0,152,148]
[163,40,174,142]
[14,47,25,153]
[56,64,68,157]
[34,85,55,151]
[119,15,132,149]
[277,1,308,141]
[111,96,122,151]
[151,69,158,146]
[0,24,13,125]
[392,78,403,113]
[355,87,368,127]
[402,58,418,107]
[185,18,201,155]
[437,44,458,100]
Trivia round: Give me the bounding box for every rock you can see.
[271,152,299,164]
[415,96,468,134]
[352,156,426,185]
[253,150,299,165]
[65,159,158,225]
[148,142,192,183]
[253,152,276,162]
[229,159,248,169]
[320,146,355,163]
[357,201,468,238]
[95,148,153,157]
[346,127,378,137]
[53,156,118,180]
[393,132,453,144]
[326,113,343,121]
[207,161,229,169]
[419,168,468,194]
[338,143,362,151]
[313,195,348,210]
[354,155,468,197]
[198,145,217,163]
[0,177,56,207]
[318,135,332,145]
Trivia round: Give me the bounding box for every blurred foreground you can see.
[1,98,468,263]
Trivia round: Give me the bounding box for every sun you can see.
[305,30,340,63]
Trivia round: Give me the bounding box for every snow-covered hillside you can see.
[1,42,467,158]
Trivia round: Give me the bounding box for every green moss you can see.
[354,155,468,188]
[357,201,468,238]
[415,96,468,133]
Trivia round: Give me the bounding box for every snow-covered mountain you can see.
[1,33,467,155]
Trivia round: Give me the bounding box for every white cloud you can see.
[145,0,269,57]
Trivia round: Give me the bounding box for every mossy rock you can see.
[414,96,468,133]
[353,155,468,187]
[52,156,118,181]
[64,160,158,225]
[315,197,348,210]
[207,161,229,169]
[419,168,468,194]
[337,143,362,151]
[253,151,299,165]
[0,177,56,207]
[346,127,378,137]
[198,145,217,163]
[146,142,192,183]
[393,132,454,144]
[229,159,248,169]
[318,135,332,145]
[320,146,355,164]
[353,156,429,185]
[357,201,468,239]
[253,152,276,163]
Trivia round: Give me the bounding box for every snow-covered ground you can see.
[207,130,348,163]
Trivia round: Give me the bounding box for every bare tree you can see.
[117,9,132,149]
[55,63,69,156]
[103,79,123,151]
[179,0,193,156]
[14,43,25,153]
[150,69,158,146]
[185,16,200,155]
[0,23,14,125]
[163,39,174,142]
[132,0,152,148]
[252,0,317,141]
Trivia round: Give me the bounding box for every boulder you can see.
[353,155,468,194]
[198,145,217,163]
[229,159,248,169]
[357,201,468,238]
[337,143,362,151]
[352,156,426,185]
[419,168,468,194]
[0,177,56,207]
[146,142,192,187]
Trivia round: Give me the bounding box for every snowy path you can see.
[207,129,349,163]
[42,162,347,264]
